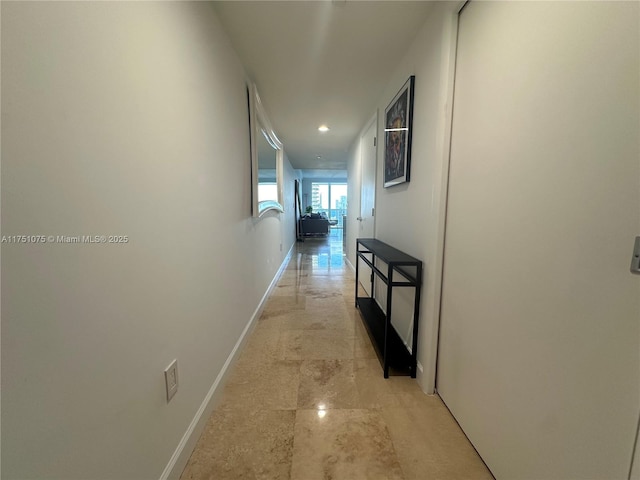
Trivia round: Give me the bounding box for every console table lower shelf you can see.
[356,297,413,376]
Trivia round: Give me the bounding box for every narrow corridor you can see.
[180,233,493,479]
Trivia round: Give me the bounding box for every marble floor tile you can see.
[298,330,356,360]
[305,295,348,314]
[354,329,379,360]
[276,310,355,333]
[231,323,282,366]
[271,283,306,297]
[380,404,493,480]
[217,359,301,411]
[180,234,494,480]
[277,330,305,360]
[304,285,345,300]
[278,272,308,286]
[181,409,295,480]
[262,295,306,318]
[297,359,360,410]
[291,409,405,480]
[353,358,405,408]
[304,276,352,289]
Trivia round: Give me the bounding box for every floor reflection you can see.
[294,228,347,272]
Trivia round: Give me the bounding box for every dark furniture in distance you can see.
[355,238,422,378]
[301,214,329,236]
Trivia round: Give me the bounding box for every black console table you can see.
[355,238,422,378]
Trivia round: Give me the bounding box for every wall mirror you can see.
[249,83,284,217]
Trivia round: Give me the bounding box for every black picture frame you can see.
[384,76,415,188]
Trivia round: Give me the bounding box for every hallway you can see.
[180,234,493,480]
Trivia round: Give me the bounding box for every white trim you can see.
[630,412,640,480]
[160,245,294,480]
[360,112,378,232]
[428,4,462,396]
[344,256,356,273]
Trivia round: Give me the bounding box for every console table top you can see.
[356,238,422,265]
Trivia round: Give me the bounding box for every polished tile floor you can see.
[180,231,494,480]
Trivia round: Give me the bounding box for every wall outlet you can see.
[164,359,179,402]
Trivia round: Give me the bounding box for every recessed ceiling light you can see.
[318,125,330,132]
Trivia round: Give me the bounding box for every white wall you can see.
[1,3,295,479]
[349,1,460,392]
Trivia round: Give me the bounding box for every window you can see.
[311,182,347,227]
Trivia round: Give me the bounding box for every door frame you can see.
[424,1,465,393]
[359,111,378,237]
[357,112,378,296]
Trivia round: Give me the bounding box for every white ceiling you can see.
[213,1,435,171]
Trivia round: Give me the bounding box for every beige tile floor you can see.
[180,232,494,480]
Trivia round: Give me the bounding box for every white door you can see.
[437,2,640,479]
[358,115,377,295]
[360,116,377,239]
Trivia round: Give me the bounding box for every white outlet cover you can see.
[164,359,179,402]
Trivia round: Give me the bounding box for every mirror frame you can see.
[249,83,284,217]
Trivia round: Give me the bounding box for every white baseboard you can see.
[160,245,294,480]
[344,256,356,273]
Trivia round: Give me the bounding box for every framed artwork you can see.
[384,76,415,188]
